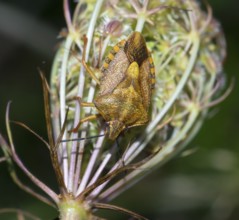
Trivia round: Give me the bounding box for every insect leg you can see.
[82,35,100,84]
[69,114,101,133]
[72,96,95,107]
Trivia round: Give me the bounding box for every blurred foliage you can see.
[0,0,238,219]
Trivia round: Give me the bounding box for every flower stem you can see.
[59,199,90,220]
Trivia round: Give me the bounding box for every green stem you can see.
[59,199,90,220]
[85,0,105,60]
[60,36,73,127]
[135,14,146,32]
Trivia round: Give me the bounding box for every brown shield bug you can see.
[70,32,155,140]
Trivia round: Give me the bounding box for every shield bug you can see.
[70,32,155,140]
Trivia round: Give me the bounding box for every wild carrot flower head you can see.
[1,0,229,219]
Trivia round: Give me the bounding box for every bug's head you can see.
[106,120,125,140]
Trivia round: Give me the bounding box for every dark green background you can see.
[0,0,238,219]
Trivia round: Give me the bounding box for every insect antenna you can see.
[95,34,104,68]
[61,133,105,143]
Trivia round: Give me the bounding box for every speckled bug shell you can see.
[94,32,155,140]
